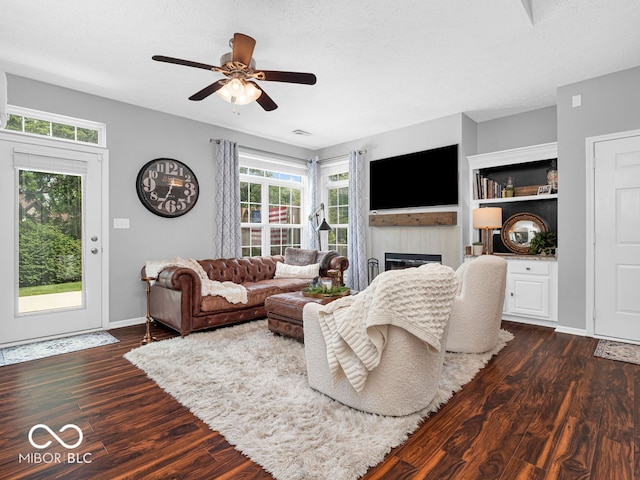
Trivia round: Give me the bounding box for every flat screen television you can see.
[369,144,458,210]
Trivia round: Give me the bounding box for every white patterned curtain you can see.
[213,139,241,258]
[347,150,368,290]
[307,157,319,249]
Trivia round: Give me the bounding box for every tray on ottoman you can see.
[265,291,346,342]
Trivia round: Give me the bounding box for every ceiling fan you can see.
[152,33,317,111]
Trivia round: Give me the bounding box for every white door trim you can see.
[585,128,640,338]
[0,130,109,340]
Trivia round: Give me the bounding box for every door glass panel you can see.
[18,169,83,313]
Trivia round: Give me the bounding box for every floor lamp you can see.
[309,203,333,251]
[473,207,502,255]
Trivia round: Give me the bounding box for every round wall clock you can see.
[136,158,199,217]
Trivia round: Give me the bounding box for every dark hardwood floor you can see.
[0,320,636,480]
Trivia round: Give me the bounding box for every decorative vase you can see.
[505,176,515,197]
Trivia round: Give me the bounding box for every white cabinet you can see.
[503,258,557,326]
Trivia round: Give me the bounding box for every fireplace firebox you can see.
[384,252,442,271]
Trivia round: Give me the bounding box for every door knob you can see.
[91,248,99,254]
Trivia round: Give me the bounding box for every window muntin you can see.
[240,161,305,257]
[323,168,349,257]
[5,106,105,147]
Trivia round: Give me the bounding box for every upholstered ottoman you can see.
[265,291,342,342]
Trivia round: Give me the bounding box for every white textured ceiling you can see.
[1,0,639,150]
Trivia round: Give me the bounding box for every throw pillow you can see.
[284,247,317,266]
[274,262,320,279]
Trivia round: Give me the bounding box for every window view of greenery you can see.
[326,172,349,256]
[240,165,303,257]
[18,170,83,297]
[7,113,99,144]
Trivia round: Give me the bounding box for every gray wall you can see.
[8,65,640,333]
[556,65,640,330]
[476,106,557,154]
[6,74,312,325]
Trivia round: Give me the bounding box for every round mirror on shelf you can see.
[501,213,548,254]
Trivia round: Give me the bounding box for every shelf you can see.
[369,211,457,227]
[476,193,558,204]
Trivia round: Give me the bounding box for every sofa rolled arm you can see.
[141,265,203,317]
[322,255,349,286]
[327,255,349,273]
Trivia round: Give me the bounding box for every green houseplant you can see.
[529,231,557,256]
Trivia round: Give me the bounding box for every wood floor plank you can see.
[0,320,637,480]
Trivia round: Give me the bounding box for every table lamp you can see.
[473,207,502,255]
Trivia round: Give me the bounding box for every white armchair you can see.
[445,255,507,353]
[303,263,457,416]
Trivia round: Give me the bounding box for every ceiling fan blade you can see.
[251,82,278,111]
[257,70,317,85]
[189,80,226,101]
[232,33,256,66]
[152,55,217,71]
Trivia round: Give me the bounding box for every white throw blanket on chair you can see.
[145,257,248,304]
[317,263,457,393]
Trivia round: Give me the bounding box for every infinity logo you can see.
[28,424,83,450]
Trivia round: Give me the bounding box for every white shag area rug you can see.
[594,339,640,365]
[0,331,119,366]
[125,320,513,480]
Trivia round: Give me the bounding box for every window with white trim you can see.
[240,152,307,257]
[321,160,349,257]
[4,106,106,147]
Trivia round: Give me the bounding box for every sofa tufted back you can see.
[198,255,285,284]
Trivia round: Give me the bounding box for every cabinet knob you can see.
[510,292,514,296]
[526,267,531,270]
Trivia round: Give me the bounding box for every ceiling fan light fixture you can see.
[216,78,262,105]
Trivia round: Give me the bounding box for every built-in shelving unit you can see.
[467,142,558,326]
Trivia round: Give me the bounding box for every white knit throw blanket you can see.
[145,257,248,304]
[317,263,457,393]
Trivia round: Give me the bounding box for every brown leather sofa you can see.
[144,252,349,336]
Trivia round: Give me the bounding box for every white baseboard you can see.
[109,316,146,330]
[554,325,588,337]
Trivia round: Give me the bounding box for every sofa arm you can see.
[327,255,349,273]
[141,265,203,317]
[321,255,349,285]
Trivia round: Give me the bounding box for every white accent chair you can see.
[304,305,449,416]
[445,255,508,353]
[303,264,458,417]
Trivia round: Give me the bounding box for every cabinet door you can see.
[507,274,550,318]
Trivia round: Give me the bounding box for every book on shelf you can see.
[474,172,503,200]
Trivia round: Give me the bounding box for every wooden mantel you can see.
[369,211,457,227]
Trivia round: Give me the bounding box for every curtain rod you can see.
[209,139,367,163]
[210,139,308,162]
[317,150,367,163]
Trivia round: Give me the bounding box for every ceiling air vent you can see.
[292,129,312,136]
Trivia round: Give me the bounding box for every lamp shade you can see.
[316,218,332,231]
[473,207,502,229]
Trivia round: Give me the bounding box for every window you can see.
[240,153,307,257]
[4,106,106,147]
[322,162,349,257]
